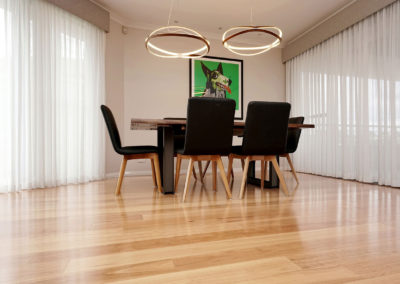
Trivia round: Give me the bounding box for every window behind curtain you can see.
[285,1,400,187]
[0,0,105,192]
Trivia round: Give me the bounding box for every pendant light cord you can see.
[250,7,254,26]
[167,0,174,26]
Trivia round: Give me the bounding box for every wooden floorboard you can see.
[0,171,400,283]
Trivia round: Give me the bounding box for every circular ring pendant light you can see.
[222,8,282,56]
[145,0,210,59]
[145,26,210,58]
[222,26,282,56]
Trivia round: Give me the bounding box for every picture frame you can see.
[189,56,243,120]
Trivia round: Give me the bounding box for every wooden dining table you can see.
[131,118,315,194]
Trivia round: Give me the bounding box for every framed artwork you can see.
[189,56,243,120]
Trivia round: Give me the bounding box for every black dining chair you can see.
[227,101,291,198]
[163,117,202,183]
[280,116,304,184]
[101,105,162,195]
[166,117,234,191]
[175,97,235,202]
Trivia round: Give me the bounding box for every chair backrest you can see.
[286,116,304,153]
[100,105,122,153]
[242,101,291,155]
[183,97,235,155]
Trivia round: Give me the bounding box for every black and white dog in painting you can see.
[200,62,232,98]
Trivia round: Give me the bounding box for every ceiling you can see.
[95,0,355,46]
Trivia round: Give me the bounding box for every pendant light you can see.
[145,0,210,59]
[222,8,282,56]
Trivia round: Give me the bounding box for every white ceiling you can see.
[95,0,355,45]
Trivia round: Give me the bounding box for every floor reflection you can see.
[3,172,399,282]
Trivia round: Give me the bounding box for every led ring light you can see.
[222,26,282,56]
[145,26,210,58]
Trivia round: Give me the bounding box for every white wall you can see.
[105,19,125,175]
[105,19,286,176]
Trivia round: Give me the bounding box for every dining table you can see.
[131,118,315,194]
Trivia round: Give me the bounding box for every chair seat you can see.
[176,148,233,156]
[285,145,297,154]
[231,145,244,155]
[231,145,283,156]
[119,145,158,155]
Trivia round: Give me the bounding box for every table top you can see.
[131,118,315,130]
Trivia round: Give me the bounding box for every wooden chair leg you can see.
[192,167,198,180]
[174,156,182,192]
[285,154,299,184]
[182,158,195,202]
[216,158,232,199]
[227,154,234,184]
[240,158,245,170]
[212,161,217,191]
[197,161,204,183]
[260,161,265,190]
[152,154,163,193]
[271,157,289,196]
[115,156,127,195]
[150,159,157,188]
[202,161,211,179]
[239,157,250,199]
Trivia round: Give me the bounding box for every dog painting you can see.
[200,62,232,98]
[190,56,243,119]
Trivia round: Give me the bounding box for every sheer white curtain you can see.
[0,0,105,192]
[286,1,400,187]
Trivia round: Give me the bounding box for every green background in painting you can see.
[193,59,240,110]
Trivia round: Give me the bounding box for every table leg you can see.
[157,127,175,194]
[269,155,279,187]
[247,156,279,188]
[157,127,164,184]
